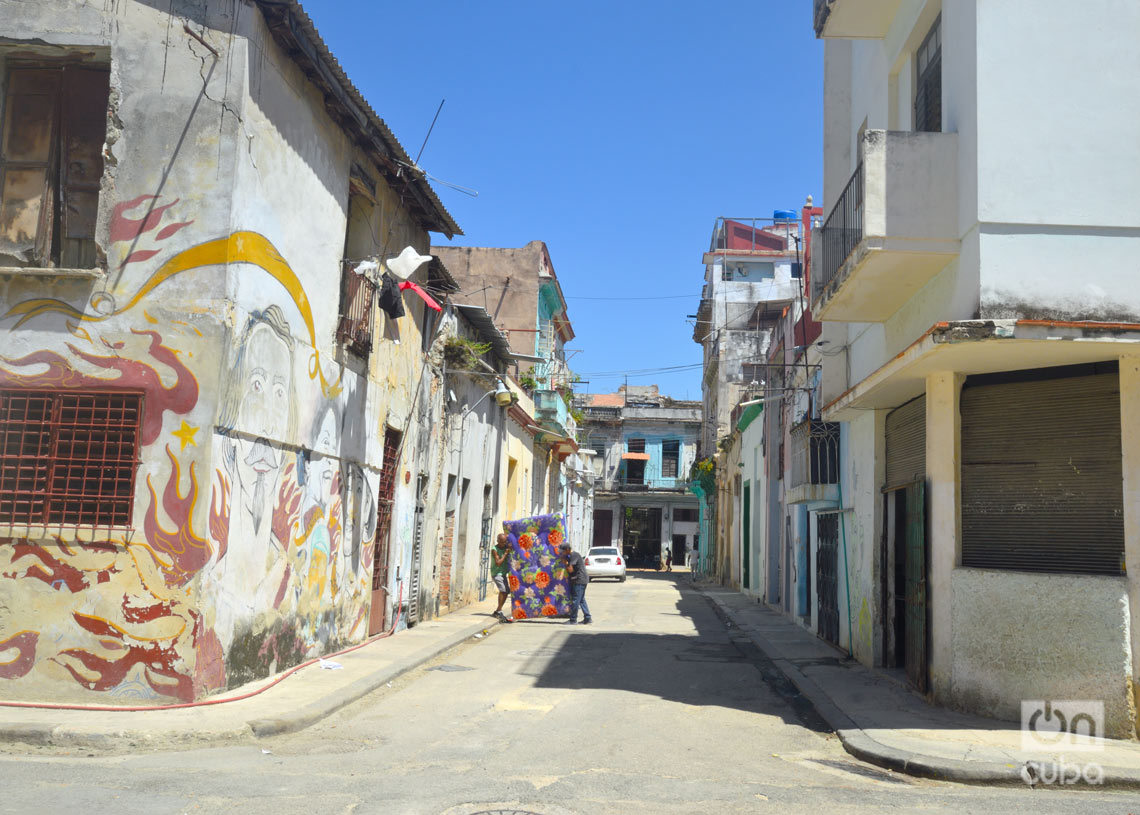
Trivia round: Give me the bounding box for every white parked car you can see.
[584,547,626,582]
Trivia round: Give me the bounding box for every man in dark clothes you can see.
[559,541,592,624]
[491,533,513,622]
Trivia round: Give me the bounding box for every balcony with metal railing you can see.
[787,419,841,509]
[813,129,959,323]
[533,388,572,439]
[598,475,690,494]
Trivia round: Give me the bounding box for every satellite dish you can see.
[387,246,432,281]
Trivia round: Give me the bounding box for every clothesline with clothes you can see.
[347,256,443,319]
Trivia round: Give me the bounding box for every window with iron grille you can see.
[336,260,377,357]
[661,439,680,478]
[673,507,697,523]
[0,63,109,269]
[371,426,402,592]
[790,420,841,488]
[338,181,381,357]
[627,438,645,453]
[914,16,941,132]
[0,389,142,526]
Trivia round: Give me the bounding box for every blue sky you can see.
[301,1,823,401]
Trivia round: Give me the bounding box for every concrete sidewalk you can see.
[0,596,504,751]
[698,583,1140,789]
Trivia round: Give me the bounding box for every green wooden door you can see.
[742,483,751,588]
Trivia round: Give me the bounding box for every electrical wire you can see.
[566,294,696,301]
[577,351,821,378]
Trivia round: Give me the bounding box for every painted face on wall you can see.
[227,310,295,536]
[343,463,376,574]
[304,406,338,511]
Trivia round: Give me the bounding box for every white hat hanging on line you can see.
[387,246,433,281]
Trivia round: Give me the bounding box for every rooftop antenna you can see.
[396,98,479,197]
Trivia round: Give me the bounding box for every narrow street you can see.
[1,573,1132,814]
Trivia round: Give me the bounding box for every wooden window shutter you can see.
[59,66,109,269]
[0,68,61,266]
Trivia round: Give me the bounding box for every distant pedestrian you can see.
[491,533,513,623]
[559,542,592,624]
[665,547,672,572]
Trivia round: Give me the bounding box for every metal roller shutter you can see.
[960,368,1123,575]
[885,395,926,491]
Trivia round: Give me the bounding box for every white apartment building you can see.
[811,0,1140,736]
[694,216,806,454]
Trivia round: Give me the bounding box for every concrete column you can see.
[1119,357,1140,726]
[926,371,964,704]
[869,408,888,666]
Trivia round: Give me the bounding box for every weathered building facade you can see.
[434,241,594,553]
[0,0,584,706]
[692,211,815,586]
[579,386,700,567]
[810,0,1140,736]
[693,216,804,455]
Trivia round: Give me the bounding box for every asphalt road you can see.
[3,571,1138,814]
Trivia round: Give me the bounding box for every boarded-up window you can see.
[0,64,109,268]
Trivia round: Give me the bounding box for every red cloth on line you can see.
[399,280,442,312]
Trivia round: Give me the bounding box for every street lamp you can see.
[461,379,515,417]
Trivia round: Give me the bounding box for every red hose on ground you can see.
[0,581,405,713]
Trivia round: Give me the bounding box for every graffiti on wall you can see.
[0,197,378,702]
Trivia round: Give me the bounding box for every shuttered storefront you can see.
[885,395,926,490]
[960,363,1123,575]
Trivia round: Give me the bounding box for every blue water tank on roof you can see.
[773,209,797,222]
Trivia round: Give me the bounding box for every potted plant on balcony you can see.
[689,457,716,496]
[443,336,491,371]
[518,366,538,394]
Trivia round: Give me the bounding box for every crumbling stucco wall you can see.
[0,0,446,702]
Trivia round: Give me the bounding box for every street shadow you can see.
[519,575,830,733]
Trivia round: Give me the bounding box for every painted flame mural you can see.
[0,197,379,703]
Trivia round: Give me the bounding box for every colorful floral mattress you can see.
[502,514,572,620]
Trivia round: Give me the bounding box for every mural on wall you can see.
[208,304,297,649]
[0,196,380,702]
[503,514,571,620]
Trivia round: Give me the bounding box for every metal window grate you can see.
[0,389,142,527]
[371,427,401,592]
[790,420,841,488]
[336,266,377,357]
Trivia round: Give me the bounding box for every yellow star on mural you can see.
[172,421,199,451]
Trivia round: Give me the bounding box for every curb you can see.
[0,617,502,750]
[697,588,1140,790]
[247,619,500,737]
